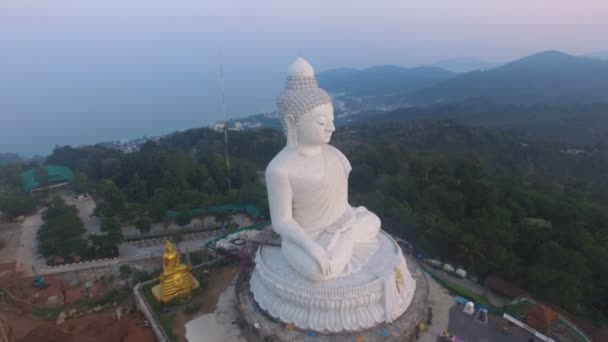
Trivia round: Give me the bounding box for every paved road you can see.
[15,192,101,276]
[446,305,534,342]
[122,213,253,239]
[120,229,224,259]
[15,208,45,275]
[61,192,101,237]
[126,230,221,249]
[0,219,21,266]
[418,267,534,342]
[14,190,249,276]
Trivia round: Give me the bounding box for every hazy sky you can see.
[1,0,607,156]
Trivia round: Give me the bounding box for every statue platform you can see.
[151,277,199,302]
[248,231,420,334]
[236,233,430,340]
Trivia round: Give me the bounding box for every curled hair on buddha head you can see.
[276,58,332,147]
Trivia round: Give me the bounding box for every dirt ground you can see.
[0,212,21,270]
[171,264,241,342]
[0,289,155,342]
[0,272,105,307]
[0,271,155,342]
[12,311,155,342]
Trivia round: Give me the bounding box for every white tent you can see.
[442,264,455,272]
[463,301,475,315]
[455,268,467,278]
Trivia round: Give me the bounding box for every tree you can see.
[172,232,183,246]
[37,198,87,259]
[126,174,148,202]
[119,265,132,279]
[0,191,38,219]
[71,172,90,195]
[100,215,123,247]
[214,211,231,228]
[97,180,125,215]
[135,216,152,235]
[176,206,191,227]
[148,200,168,222]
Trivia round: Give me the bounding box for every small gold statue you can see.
[152,240,199,302]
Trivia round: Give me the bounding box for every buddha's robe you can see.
[281,145,379,281]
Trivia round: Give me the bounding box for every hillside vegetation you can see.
[1,120,607,322]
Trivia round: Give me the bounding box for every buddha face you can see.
[296,103,335,146]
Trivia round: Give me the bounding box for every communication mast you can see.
[219,63,231,191]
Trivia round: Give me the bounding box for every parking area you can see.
[442,305,535,342]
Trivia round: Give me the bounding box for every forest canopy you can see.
[1,120,607,320]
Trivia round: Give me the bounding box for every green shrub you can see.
[91,289,121,307]
[159,312,177,341]
[189,252,203,265]
[504,300,535,320]
[32,307,63,320]
[183,302,202,315]
[119,265,132,279]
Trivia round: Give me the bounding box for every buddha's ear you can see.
[284,114,298,148]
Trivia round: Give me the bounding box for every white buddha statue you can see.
[266,57,380,281]
[249,58,416,333]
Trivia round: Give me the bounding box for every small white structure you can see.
[442,264,455,272]
[455,268,467,278]
[427,259,442,267]
[463,301,475,315]
[211,122,226,132]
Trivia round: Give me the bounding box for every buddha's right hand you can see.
[308,243,331,277]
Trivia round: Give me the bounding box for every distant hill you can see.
[586,51,608,60]
[414,51,608,105]
[430,57,500,72]
[317,65,456,97]
[0,153,21,165]
[356,99,608,145]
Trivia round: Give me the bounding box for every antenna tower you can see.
[219,63,231,191]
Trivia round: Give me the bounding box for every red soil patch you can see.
[15,312,155,342]
[0,262,15,272]
[1,273,154,342]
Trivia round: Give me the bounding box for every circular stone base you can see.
[250,231,415,333]
[235,248,430,341]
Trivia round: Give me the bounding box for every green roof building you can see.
[20,165,74,192]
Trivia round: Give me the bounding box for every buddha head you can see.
[165,240,175,253]
[277,58,335,148]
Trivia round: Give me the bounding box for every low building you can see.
[20,165,74,193]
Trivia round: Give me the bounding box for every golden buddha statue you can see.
[152,241,199,302]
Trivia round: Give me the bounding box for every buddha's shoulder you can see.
[265,148,293,175]
[324,145,351,173]
[323,144,347,158]
[266,145,350,176]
